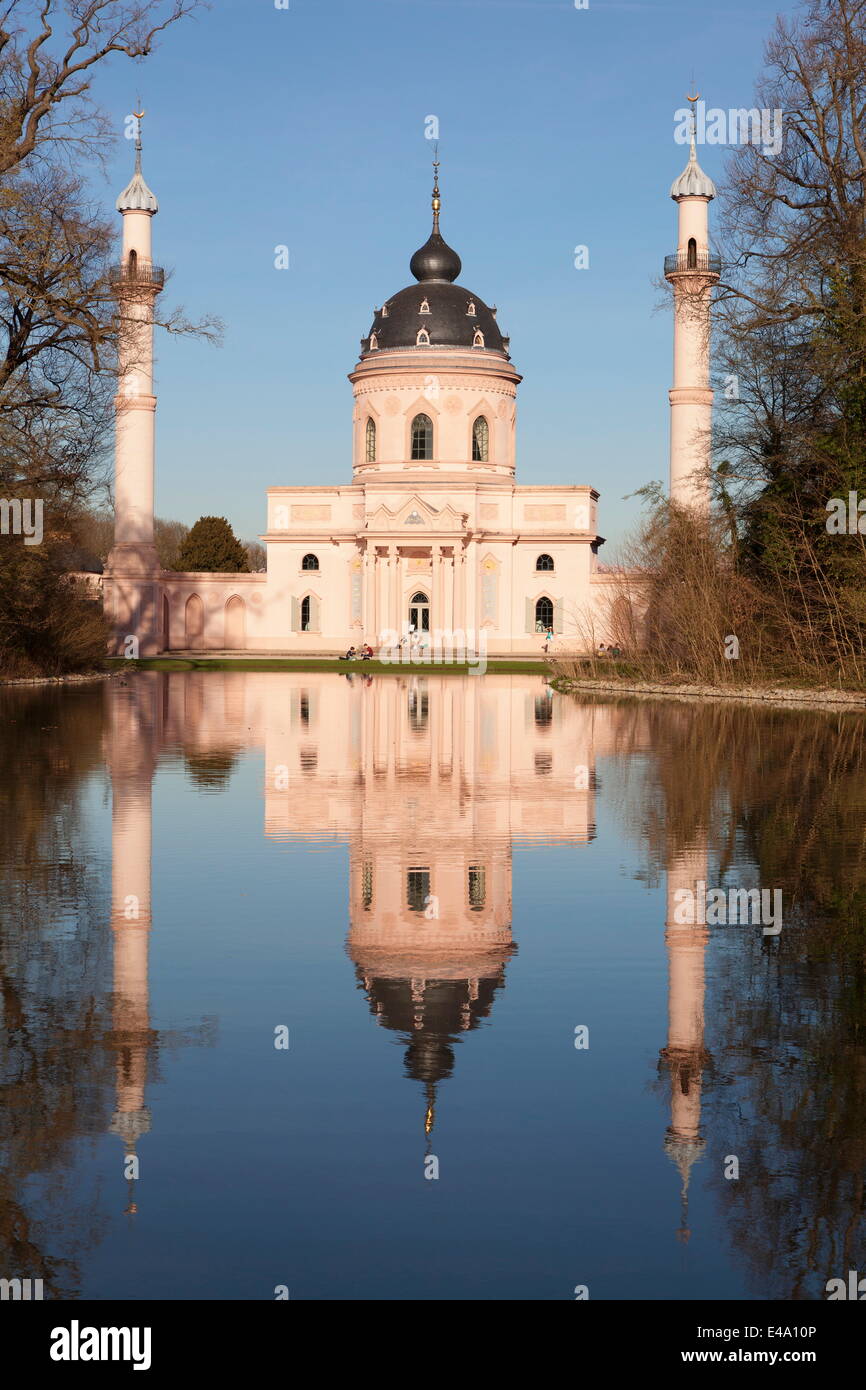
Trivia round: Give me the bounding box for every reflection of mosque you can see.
[104,672,709,1224]
[265,672,599,1139]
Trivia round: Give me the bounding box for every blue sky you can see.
[90,0,792,550]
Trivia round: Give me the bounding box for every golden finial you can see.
[686,90,700,150]
[132,102,145,167]
[431,142,441,232]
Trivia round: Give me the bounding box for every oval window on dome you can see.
[472,416,489,462]
[411,414,433,460]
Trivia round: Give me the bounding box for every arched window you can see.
[416,327,430,346]
[535,596,554,631]
[365,417,376,462]
[302,553,319,571]
[687,237,697,269]
[472,415,489,462]
[369,332,378,350]
[128,249,138,277]
[300,595,311,630]
[536,554,554,571]
[472,329,485,348]
[419,297,430,314]
[411,413,433,460]
[466,300,476,316]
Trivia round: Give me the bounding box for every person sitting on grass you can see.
[344,646,356,661]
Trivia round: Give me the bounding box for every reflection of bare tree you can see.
[0,683,112,1297]
[0,675,218,1294]
[604,693,866,1298]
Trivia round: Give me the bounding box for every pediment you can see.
[366,496,468,533]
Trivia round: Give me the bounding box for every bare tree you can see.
[0,1,205,175]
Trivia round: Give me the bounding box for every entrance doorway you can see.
[408,591,430,633]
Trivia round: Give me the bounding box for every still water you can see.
[1,670,865,1301]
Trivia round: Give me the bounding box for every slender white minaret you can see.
[105,110,164,656]
[664,95,719,513]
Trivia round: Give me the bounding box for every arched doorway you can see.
[162,594,171,650]
[408,590,430,633]
[225,595,246,649]
[185,593,204,648]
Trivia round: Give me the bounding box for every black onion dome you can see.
[365,282,506,354]
[362,164,510,357]
[410,230,462,283]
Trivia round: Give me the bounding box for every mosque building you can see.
[102,112,717,657]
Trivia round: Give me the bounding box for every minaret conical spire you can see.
[116,106,159,214]
[670,93,716,201]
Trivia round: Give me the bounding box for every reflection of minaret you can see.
[659,846,710,1242]
[105,675,159,1215]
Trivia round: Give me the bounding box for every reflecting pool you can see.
[1,671,864,1300]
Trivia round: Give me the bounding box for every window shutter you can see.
[291,596,299,632]
[525,597,534,634]
[554,599,564,634]
[310,594,320,632]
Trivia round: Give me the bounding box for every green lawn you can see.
[105,657,550,675]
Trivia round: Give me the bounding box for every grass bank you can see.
[549,658,866,711]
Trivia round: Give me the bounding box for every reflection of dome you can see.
[357,968,506,1086]
[354,956,513,1137]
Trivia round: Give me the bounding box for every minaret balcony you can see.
[664,251,720,277]
[110,263,165,287]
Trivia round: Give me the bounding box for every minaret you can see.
[105,110,164,656]
[664,94,719,513]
